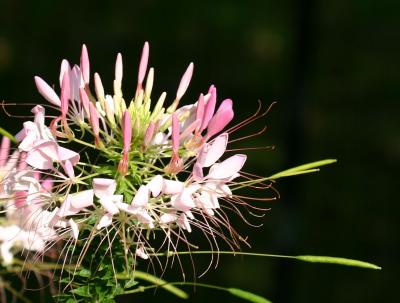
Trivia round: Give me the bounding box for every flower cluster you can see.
[0,42,268,267]
[0,40,379,303]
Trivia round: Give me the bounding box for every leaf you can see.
[296,255,382,270]
[71,285,91,297]
[124,277,139,289]
[227,288,272,303]
[77,268,91,277]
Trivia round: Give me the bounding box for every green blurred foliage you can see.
[0,0,397,302]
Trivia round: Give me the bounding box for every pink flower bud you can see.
[176,62,194,101]
[122,110,132,153]
[115,53,123,83]
[34,76,61,107]
[94,73,105,100]
[80,44,90,85]
[59,59,71,88]
[60,71,70,119]
[196,93,205,126]
[137,41,149,91]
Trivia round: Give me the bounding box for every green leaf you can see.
[227,288,272,303]
[296,255,382,270]
[77,268,91,277]
[124,277,139,289]
[71,285,91,297]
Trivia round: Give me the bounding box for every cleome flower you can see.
[1,42,274,271]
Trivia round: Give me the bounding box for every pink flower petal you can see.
[93,178,117,198]
[134,208,154,226]
[34,76,61,107]
[180,119,201,140]
[162,180,184,195]
[177,213,192,232]
[62,159,75,180]
[57,200,78,217]
[197,133,228,168]
[69,189,94,209]
[97,213,113,229]
[116,201,129,212]
[200,85,216,132]
[135,245,149,259]
[207,154,247,180]
[69,219,79,240]
[131,185,149,208]
[32,105,46,128]
[41,178,53,192]
[206,99,234,140]
[159,213,177,224]
[3,150,19,173]
[58,146,80,165]
[26,141,58,169]
[70,65,83,101]
[171,188,196,212]
[99,197,120,215]
[147,175,163,197]
[16,128,35,152]
[192,162,204,181]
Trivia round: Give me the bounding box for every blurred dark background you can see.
[0,0,398,302]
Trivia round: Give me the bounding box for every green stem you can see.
[73,138,97,150]
[151,250,295,259]
[117,270,188,299]
[231,159,337,191]
[0,126,17,143]
[149,251,381,270]
[123,280,225,295]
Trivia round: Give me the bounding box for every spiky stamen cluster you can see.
[0,43,274,272]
